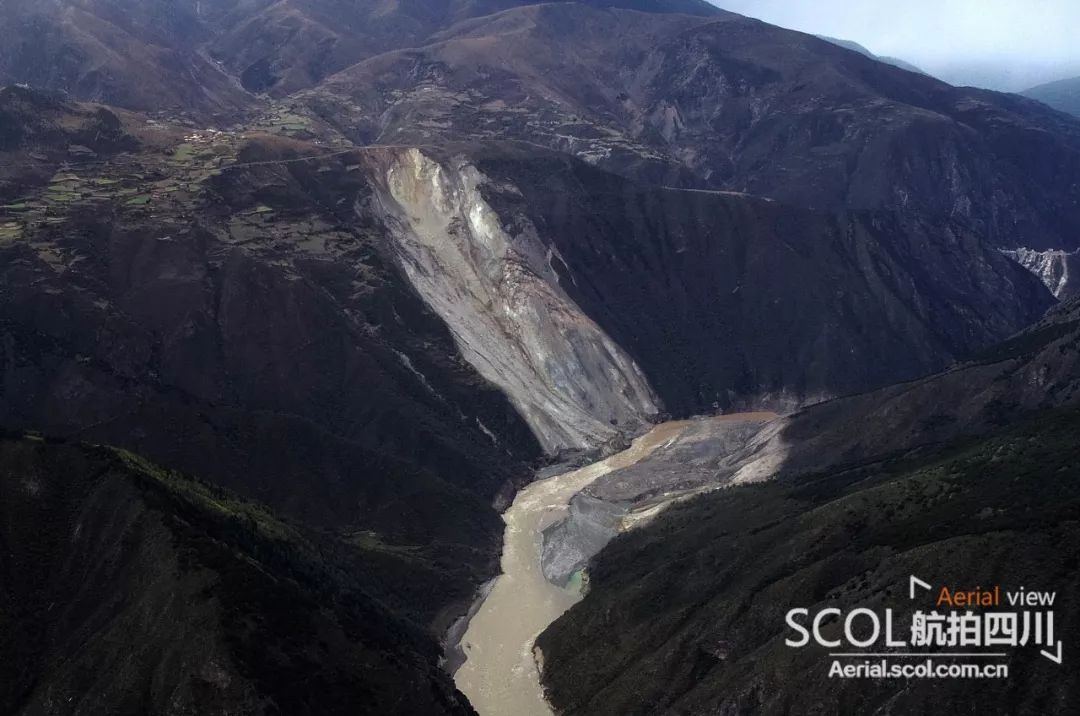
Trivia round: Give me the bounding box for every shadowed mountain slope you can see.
[2,3,1080,713]
[0,91,544,639]
[818,36,928,76]
[447,145,1053,412]
[539,404,1080,715]
[745,296,1080,481]
[0,435,474,715]
[539,302,1080,715]
[0,91,1057,467]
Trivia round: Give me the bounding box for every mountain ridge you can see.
[538,297,1080,715]
[1024,75,1080,118]
[1,2,1080,713]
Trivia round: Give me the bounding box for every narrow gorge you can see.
[452,413,779,716]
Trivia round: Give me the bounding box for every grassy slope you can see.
[539,407,1080,715]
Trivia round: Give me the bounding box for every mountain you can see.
[0,87,1053,458]
[538,298,1080,715]
[374,143,1050,418]
[1002,247,1080,300]
[0,434,473,715]
[738,295,1080,480]
[1,1,1080,713]
[540,405,1080,715]
[0,85,556,693]
[932,60,1080,93]
[818,36,929,76]
[308,3,1080,253]
[0,0,720,114]
[1024,76,1080,118]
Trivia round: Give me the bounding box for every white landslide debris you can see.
[1003,247,1080,300]
[371,148,659,453]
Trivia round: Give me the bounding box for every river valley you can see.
[453,414,778,716]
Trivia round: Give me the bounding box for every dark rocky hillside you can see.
[1,1,1080,713]
[539,299,1080,714]
[0,90,542,639]
[310,3,1080,252]
[818,36,928,76]
[463,146,1052,412]
[749,296,1080,479]
[6,2,1080,257]
[539,405,1080,715]
[0,1,720,114]
[0,434,473,715]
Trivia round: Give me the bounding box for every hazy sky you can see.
[710,1,1080,91]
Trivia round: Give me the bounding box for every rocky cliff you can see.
[1005,247,1080,300]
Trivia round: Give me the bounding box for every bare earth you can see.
[454,414,776,716]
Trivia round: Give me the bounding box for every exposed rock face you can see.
[467,149,1054,415]
[370,148,660,453]
[3,3,1080,711]
[0,107,550,633]
[361,144,1056,445]
[541,494,626,585]
[1004,247,1080,300]
[540,413,779,586]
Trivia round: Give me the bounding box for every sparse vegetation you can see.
[539,407,1080,715]
[0,436,474,714]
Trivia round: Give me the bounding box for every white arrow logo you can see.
[910,575,932,600]
[1041,642,1063,664]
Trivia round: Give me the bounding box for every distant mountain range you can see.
[818,36,929,76]
[1024,75,1080,117]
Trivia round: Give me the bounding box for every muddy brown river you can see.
[454,417,780,715]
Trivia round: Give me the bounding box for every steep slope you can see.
[818,36,928,76]
[538,406,1080,715]
[0,0,252,116]
[6,1,1080,257]
[740,297,1080,482]
[311,3,1080,252]
[369,148,660,453]
[363,144,1051,416]
[1003,247,1080,300]
[0,0,721,113]
[1024,76,1080,118]
[534,299,1080,648]
[208,0,721,96]
[0,88,1054,469]
[0,90,542,628]
[537,298,1080,714]
[0,435,472,715]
